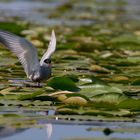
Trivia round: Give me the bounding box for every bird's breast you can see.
[40,65,51,80]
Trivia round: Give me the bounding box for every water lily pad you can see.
[2,114,23,118]
[80,85,122,98]
[0,22,27,35]
[131,79,140,86]
[65,75,79,82]
[64,96,88,106]
[111,75,130,83]
[47,76,80,92]
[83,110,114,117]
[90,76,108,85]
[49,91,75,97]
[90,65,110,74]
[50,91,89,105]
[0,87,20,94]
[111,34,140,45]
[117,98,140,110]
[93,93,127,104]
[18,90,44,100]
[57,108,79,115]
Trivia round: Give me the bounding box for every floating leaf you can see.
[0,22,27,35]
[93,93,127,104]
[90,65,110,74]
[65,75,79,82]
[90,76,108,85]
[47,76,80,92]
[0,87,20,94]
[80,85,122,98]
[57,95,67,101]
[82,75,108,86]
[82,110,113,117]
[131,79,140,86]
[2,114,23,118]
[111,34,140,45]
[111,75,130,83]
[18,90,44,100]
[117,98,140,110]
[66,93,89,100]
[51,92,89,105]
[57,108,79,115]
[64,96,88,106]
[49,91,74,97]
[49,91,75,102]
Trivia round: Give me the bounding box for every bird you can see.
[0,29,56,84]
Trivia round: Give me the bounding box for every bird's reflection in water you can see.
[37,109,56,139]
[0,109,57,140]
[45,123,53,139]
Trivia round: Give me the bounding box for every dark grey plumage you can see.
[0,30,56,82]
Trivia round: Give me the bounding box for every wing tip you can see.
[51,29,55,39]
[51,29,56,45]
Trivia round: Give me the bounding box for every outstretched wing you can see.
[0,30,40,78]
[40,30,56,65]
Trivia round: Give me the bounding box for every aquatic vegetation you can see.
[0,3,140,140]
[0,22,140,126]
[0,22,27,34]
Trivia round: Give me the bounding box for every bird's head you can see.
[43,58,52,68]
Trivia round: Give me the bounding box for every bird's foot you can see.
[36,82,42,88]
[23,81,43,88]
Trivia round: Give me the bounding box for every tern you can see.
[0,30,56,83]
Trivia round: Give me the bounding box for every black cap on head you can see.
[44,59,51,64]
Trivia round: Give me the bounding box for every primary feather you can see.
[0,30,40,78]
[40,30,56,65]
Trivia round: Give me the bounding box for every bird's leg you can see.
[37,82,42,88]
[37,82,40,87]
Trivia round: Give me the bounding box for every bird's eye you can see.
[44,59,51,64]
